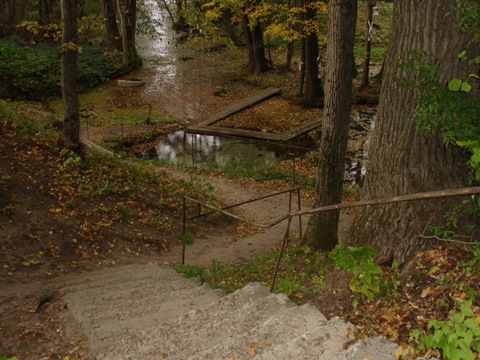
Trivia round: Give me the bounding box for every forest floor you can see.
[1,41,479,359]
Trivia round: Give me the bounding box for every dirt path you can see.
[156,167,353,267]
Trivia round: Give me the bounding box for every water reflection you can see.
[136,131,309,167]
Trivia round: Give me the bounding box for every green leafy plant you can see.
[460,247,480,273]
[410,300,480,360]
[60,148,86,169]
[328,244,382,299]
[181,232,194,246]
[275,273,301,296]
[174,263,205,279]
[173,245,328,298]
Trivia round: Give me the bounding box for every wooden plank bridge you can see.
[187,87,321,141]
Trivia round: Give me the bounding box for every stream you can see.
[124,2,374,184]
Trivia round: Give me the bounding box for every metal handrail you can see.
[270,186,480,291]
[182,188,302,264]
[182,185,480,293]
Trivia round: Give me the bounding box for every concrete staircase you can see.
[64,262,398,359]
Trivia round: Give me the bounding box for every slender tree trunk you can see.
[298,28,306,96]
[286,41,294,71]
[251,22,267,74]
[174,0,186,29]
[60,0,80,149]
[161,0,177,31]
[302,10,324,107]
[1,0,17,36]
[116,0,128,65]
[242,0,268,75]
[125,0,139,63]
[347,0,480,266]
[38,0,52,25]
[223,9,241,46]
[360,1,373,88]
[285,0,296,71]
[78,0,86,18]
[101,0,122,51]
[301,0,324,107]
[304,0,357,250]
[373,56,385,83]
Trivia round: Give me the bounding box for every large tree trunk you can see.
[304,0,357,250]
[301,1,324,107]
[60,0,80,149]
[101,0,122,52]
[347,0,479,266]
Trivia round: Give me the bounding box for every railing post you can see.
[271,216,292,292]
[297,189,303,240]
[292,155,296,185]
[287,190,293,247]
[192,133,196,172]
[182,196,186,265]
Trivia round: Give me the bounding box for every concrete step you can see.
[65,264,225,355]
[66,278,220,323]
[65,264,398,360]
[63,264,186,294]
[331,336,398,360]
[258,316,356,360]
[96,283,294,359]
[188,303,355,360]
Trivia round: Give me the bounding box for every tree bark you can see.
[174,0,186,30]
[38,0,52,25]
[242,0,268,75]
[78,0,86,18]
[298,36,306,97]
[125,0,141,66]
[302,0,324,107]
[347,0,480,266]
[0,0,18,36]
[116,0,128,65]
[60,0,80,149]
[304,0,357,250]
[101,0,122,52]
[116,0,139,66]
[125,0,138,59]
[360,1,373,88]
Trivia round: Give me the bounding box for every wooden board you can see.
[189,87,281,129]
[187,86,322,141]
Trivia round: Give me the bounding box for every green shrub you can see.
[328,244,383,300]
[0,40,125,100]
[410,300,480,360]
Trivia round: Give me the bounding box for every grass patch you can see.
[48,81,182,128]
[174,244,329,299]
[0,99,58,138]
